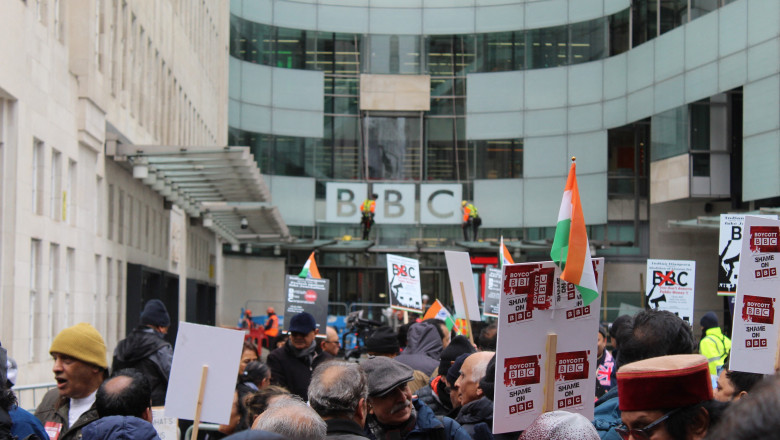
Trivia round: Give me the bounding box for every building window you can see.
[608,121,649,197]
[365,114,422,180]
[472,139,524,179]
[48,243,59,349]
[118,188,125,244]
[65,247,74,328]
[50,149,61,220]
[66,160,77,225]
[32,139,44,215]
[29,239,41,361]
[94,254,101,330]
[95,176,102,234]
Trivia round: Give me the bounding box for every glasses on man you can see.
[615,407,682,440]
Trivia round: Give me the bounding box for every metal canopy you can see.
[108,144,288,244]
[667,208,780,231]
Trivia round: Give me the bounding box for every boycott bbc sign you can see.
[325,182,462,224]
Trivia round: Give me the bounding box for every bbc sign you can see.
[325,182,462,225]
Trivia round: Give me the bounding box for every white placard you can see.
[645,259,696,324]
[729,216,780,375]
[718,214,778,296]
[164,322,245,424]
[493,259,603,434]
[444,251,481,321]
[151,407,178,440]
[387,254,422,312]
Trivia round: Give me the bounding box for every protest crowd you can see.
[2,296,780,440]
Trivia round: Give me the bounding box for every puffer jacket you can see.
[82,416,160,440]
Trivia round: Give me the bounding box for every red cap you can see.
[617,354,712,411]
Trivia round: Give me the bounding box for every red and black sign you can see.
[565,306,591,320]
[529,267,555,310]
[555,351,589,382]
[742,294,775,325]
[746,338,768,348]
[755,267,777,279]
[504,265,537,295]
[750,226,780,253]
[557,395,583,409]
[507,310,534,323]
[508,400,534,414]
[504,355,541,387]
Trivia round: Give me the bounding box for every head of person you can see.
[242,361,272,389]
[609,314,633,351]
[240,340,260,377]
[50,322,108,399]
[699,312,719,338]
[597,325,608,358]
[140,299,170,334]
[462,200,468,207]
[397,323,412,349]
[520,411,600,440]
[477,323,497,352]
[422,318,451,349]
[244,385,291,428]
[617,354,725,440]
[252,396,326,440]
[266,307,275,316]
[308,361,368,427]
[372,193,378,200]
[362,356,414,426]
[96,369,153,422]
[617,310,695,366]
[714,355,764,402]
[275,333,289,349]
[446,353,470,410]
[365,326,400,358]
[705,375,780,440]
[287,312,318,350]
[478,354,496,402]
[454,351,494,406]
[320,326,340,356]
[439,335,476,383]
[0,346,16,412]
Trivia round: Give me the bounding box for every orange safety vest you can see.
[362,199,376,215]
[265,314,279,337]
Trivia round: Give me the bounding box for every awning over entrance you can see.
[107,143,289,244]
[667,208,780,231]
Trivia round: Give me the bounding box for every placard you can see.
[164,322,245,424]
[645,259,696,324]
[729,216,780,374]
[718,214,778,296]
[444,251,481,321]
[151,407,178,440]
[284,275,329,334]
[387,254,422,312]
[493,259,603,434]
[483,267,502,318]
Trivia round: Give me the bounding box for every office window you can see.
[32,139,44,215]
[473,139,523,179]
[94,255,101,330]
[65,247,74,328]
[29,239,42,361]
[66,160,76,225]
[48,244,59,349]
[50,150,61,220]
[95,176,102,234]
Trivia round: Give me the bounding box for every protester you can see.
[699,312,731,383]
[222,342,263,435]
[95,369,152,421]
[365,327,400,357]
[395,322,443,377]
[253,396,326,440]
[234,361,273,431]
[705,375,780,440]
[361,356,470,440]
[267,312,333,400]
[36,323,108,440]
[596,325,615,397]
[265,308,280,349]
[239,341,261,377]
[445,354,470,418]
[520,411,599,440]
[0,344,48,440]
[607,314,633,388]
[308,361,369,439]
[81,415,161,440]
[477,324,497,352]
[243,386,291,429]
[112,299,173,406]
[416,336,475,416]
[592,310,696,439]
[222,430,287,440]
[453,352,494,436]
[713,354,763,402]
[461,200,481,241]
[616,354,726,440]
[422,319,451,350]
[321,327,341,357]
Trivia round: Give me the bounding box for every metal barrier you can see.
[183,423,222,440]
[12,382,57,412]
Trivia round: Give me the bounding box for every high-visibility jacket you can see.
[265,313,279,337]
[361,199,376,215]
[462,203,478,222]
[700,327,731,376]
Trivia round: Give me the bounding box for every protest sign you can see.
[729,216,780,374]
[387,254,422,312]
[164,322,244,425]
[284,275,329,334]
[151,407,177,440]
[718,214,778,296]
[645,259,696,324]
[444,250,481,322]
[483,267,502,318]
[493,258,603,434]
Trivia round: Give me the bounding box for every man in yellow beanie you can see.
[35,322,108,440]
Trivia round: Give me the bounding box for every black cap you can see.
[361,356,414,397]
[446,353,470,385]
[365,326,400,354]
[438,335,475,377]
[141,299,171,327]
[700,312,718,330]
[289,312,317,334]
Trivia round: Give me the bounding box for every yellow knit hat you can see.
[50,322,108,369]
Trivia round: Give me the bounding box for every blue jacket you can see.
[10,405,49,440]
[365,399,470,440]
[591,387,622,440]
[81,416,161,440]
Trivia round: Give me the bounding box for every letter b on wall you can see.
[326,182,367,223]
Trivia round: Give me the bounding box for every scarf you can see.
[289,340,318,366]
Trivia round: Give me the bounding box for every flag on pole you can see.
[298,251,321,279]
[499,236,514,268]
[423,299,457,332]
[550,158,599,306]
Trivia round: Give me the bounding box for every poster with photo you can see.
[283,275,330,334]
[386,254,422,312]
[483,267,502,318]
[718,214,778,296]
[645,259,696,324]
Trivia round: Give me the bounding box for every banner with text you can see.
[645,259,696,324]
[483,267,502,318]
[387,254,423,313]
[718,214,778,296]
[283,275,330,334]
[729,216,780,374]
[493,258,603,434]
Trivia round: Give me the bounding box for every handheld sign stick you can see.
[191,365,209,439]
[543,333,558,413]
[459,281,475,345]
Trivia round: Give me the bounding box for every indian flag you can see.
[499,236,514,268]
[298,251,321,279]
[423,299,456,332]
[550,159,598,306]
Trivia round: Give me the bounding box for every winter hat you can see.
[438,335,476,378]
[288,312,317,334]
[50,322,108,368]
[700,312,718,331]
[140,299,171,327]
[446,353,470,385]
[362,356,414,397]
[365,326,400,355]
[520,411,600,440]
[618,354,712,411]
[478,354,496,401]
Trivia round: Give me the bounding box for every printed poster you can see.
[494,259,603,434]
[283,275,330,334]
[729,216,780,375]
[645,259,696,324]
[387,254,423,312]
[483,267,502,318]
[718,214,778,296]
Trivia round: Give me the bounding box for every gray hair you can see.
[308,361,367,419]
[254,395,326,440]
[470,351,494,382]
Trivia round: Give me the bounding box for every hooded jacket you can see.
[112,327,173,406]
[455,397,493,438]
[396,323,443,376]
[82,416,160,440]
